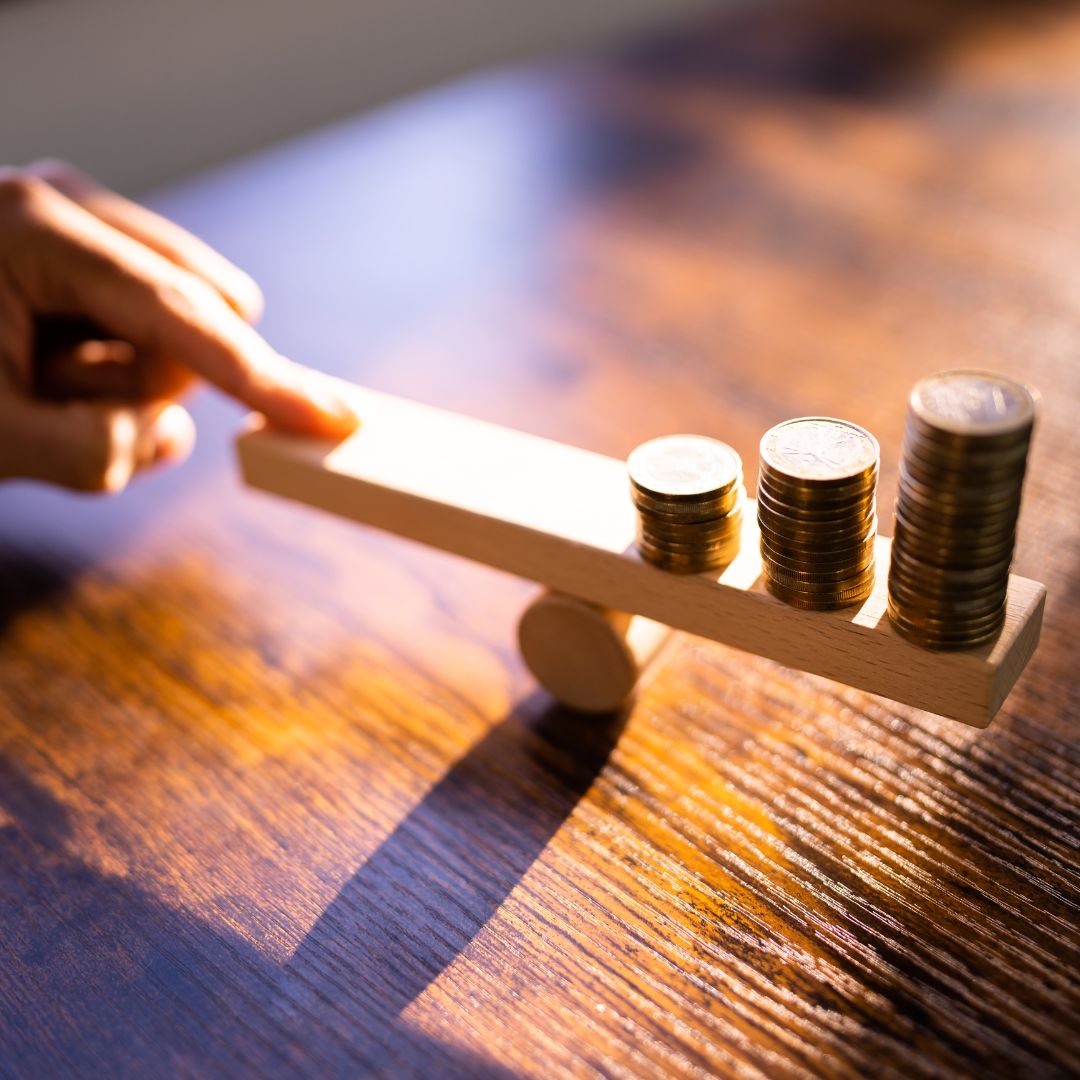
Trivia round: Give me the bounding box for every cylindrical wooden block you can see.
[517,590,675,712]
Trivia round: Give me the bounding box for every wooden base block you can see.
[237,384,1046,727]
[517,591,674,713]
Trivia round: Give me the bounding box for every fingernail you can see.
[276,356,360,435]
[312,385,361,434]
[292,369,359,434]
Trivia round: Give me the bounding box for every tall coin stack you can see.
[757,418,879,610]
[888,370,1036,650]
[628,435,745,574]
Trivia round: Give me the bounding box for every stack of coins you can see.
[757,417,879,610]
[888,370,1036,650]
[628,435,745,574]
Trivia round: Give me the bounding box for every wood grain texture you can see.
[2,0,1079,1076]
[238,400,1045,726]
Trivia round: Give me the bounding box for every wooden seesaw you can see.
[236,384,1046,728]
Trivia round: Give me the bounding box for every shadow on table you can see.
[0,546,84,636]
[0,694,624,1078]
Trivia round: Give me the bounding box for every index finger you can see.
[28,159,264,322]
[13,178,359,437]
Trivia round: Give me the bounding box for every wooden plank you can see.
[237,384,1045,727]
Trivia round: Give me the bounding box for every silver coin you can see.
[628,435,741,500]
[910,370,1036,439]
[760,417,879,485]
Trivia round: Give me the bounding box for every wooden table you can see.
[2,3,1078,1076]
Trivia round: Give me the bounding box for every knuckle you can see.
[0,171,49,222]
[26,158,79,185]
[67,406,132,493]
[153,273,220,320]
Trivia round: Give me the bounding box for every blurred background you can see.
[0,0,724,194]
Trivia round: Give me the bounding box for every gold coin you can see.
[887,602,1005,650]
[636,543,739,574]
[901,444,1028,487]
[887,602,1007,634]
[904,421,1032,466]
[766,560,876,592]
[766,572,876,610]
[758,506,876,547]
[890,538,1014,573]
[758,468,875,508]
[887,573,1008,612]
[628,435,742,502]
[760,417,879,488]
[890,518,1015,559]
[909,370,1036,440]
[633,485,744,522]
[891,501,1016,546]
[638,536,742,560]
[756,482,876,523]
[640,520,742,548]
[888,544,1012,584]
[896,469,1022,518]
[888,565,1012,601]
[765,556,877,587]
[760,532,876,572]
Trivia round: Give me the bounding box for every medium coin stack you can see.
[628,435,745,574]
[757,417,879,610]
[888,370,1036,650]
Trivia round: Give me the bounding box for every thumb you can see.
[0,396,195,492]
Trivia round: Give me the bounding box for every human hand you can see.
[0,161,358,492]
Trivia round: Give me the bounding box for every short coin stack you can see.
[757,417,879,610]
[628,435,745,574]
[888,370,1036,650]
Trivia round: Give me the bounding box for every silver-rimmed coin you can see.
[628,435,741,501]
[909,370,1036,440]
[760,417,879,487]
